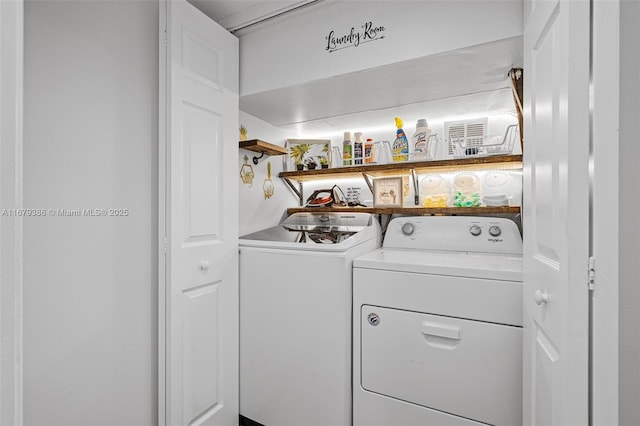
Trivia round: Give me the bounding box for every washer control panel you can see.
[383,216,522,255]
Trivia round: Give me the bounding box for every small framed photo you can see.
[373,177,403,207]
[285,139,332,171]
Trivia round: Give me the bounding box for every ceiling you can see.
[241,36,523,136]
[185,1,522,138]
[187,0,321,32]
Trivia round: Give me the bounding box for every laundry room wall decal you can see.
[325,21,386,53]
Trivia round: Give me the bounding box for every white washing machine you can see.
[239,212,381,426]
[353,216,523,426]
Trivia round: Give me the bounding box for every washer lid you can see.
[239,213,381,251]
[354,248,522,281]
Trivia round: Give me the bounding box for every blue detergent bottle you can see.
[392,117,409,162]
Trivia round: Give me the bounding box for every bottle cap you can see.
[354,132,363,141]
[344,131,351,140]
[416,119,428,128]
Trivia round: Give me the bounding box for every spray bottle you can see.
[392,117,409,162]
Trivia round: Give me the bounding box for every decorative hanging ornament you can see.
[240,155,255,187]
[263,161,274,199]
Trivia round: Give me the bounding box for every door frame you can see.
[591,1,620,424]
[0,0,24,424]
[158,0,168,424]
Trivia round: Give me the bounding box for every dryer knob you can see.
[401,222,415,236]
[367,313,380,326]
[469,225,482,236]
[489,226,502,237]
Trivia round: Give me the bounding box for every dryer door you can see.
[360,305,522,426]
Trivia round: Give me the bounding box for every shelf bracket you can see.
[411,168,420,206]
[252,151,266,165]
[361,173,374,194]
[282,177,303,206]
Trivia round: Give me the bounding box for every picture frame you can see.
[373,177,403,207]
[285,139,332,171]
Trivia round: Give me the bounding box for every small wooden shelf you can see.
[239,139,287,156]
[286,206,520,215]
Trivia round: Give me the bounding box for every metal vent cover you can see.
[444,118,488,155]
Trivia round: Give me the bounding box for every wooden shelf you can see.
[286,206,520,215]
[239,139,287,156]
[279,154,522,216]
[279,155,522,180]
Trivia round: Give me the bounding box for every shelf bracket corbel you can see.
[252,151,266,165]
[411,168,420,206]
[282,177,303,206]
[361,173,374,194]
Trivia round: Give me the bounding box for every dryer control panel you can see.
[383,216,522,255]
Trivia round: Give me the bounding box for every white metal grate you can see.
[444,118,488,155]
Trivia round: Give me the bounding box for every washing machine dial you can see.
[489,226,502,237]
[469,225,482,236]
[401,222,415,236]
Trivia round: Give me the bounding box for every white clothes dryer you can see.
[353,216,523,426]
[239,212,381,426]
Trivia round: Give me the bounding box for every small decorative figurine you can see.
[263,161,274,199]
[239,125,248,141]
[240,155,255,186]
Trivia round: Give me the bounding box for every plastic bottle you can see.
[364,138,374,163]
[411,119,432,161]
[342,132,352,167]
[353,132,364,165]
[392,117,409,162]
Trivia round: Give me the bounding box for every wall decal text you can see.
[325,22,386,53]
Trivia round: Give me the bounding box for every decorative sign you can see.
[373,177,403,208]
[286,139,331,171]
[325,21,386,53]
[345,187,363,204]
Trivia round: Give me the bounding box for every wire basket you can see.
[450,124,519,158]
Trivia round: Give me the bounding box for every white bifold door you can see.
[523,0,590,424]
[159,0,239,425]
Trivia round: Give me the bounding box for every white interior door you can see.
[160,0,239,424]
[522,0,590,424]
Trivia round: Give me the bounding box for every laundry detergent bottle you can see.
[342,131,353,166]
[353,132,364,165]
[411,119,432,161]
[364,138,374,163]
[392,117,409,162]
